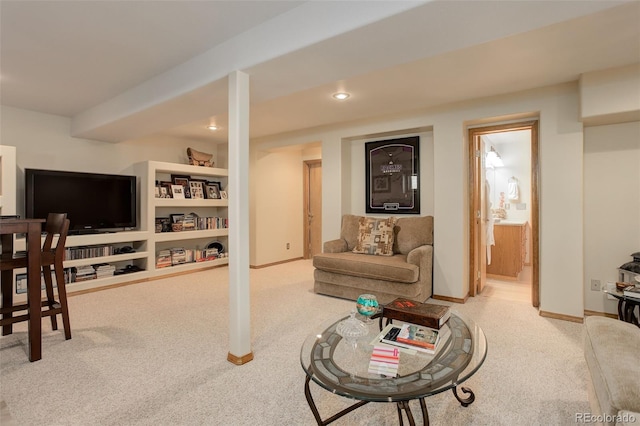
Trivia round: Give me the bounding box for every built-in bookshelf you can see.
[140,160,229,277]
[9,160,229,302]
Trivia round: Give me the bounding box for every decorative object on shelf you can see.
[356,293,379,323]
[206,241,225,254]
[220,190,228,199]
[187,147,214,167]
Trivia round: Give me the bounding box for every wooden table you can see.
[0,218,45,361]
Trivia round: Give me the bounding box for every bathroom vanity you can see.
[487,220,528,279]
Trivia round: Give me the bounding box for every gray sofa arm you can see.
[407,244,434,299]
[323,238,348,253]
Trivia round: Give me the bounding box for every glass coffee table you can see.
[300,311,487,425]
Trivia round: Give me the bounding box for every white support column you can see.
[227,71,253,365]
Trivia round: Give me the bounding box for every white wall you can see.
[580,64,640,124]
[583,121,640,314]
[250,147,306,266]
[0,105,220,218]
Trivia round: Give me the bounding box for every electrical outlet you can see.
[286,243,290,250]
[590,279,601,291]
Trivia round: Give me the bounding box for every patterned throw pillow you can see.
[352,217,397,256]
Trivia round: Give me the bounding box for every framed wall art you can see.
[365,136,420,214]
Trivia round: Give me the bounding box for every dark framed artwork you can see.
[365,136,420,214]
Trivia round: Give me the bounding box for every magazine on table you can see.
[372,322,451,354]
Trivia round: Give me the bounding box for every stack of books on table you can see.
[374,322,451,354]
[372,298,453,354]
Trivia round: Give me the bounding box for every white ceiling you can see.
[1,1,639,145]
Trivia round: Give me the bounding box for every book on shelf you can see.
[382,298,451,330]
[373,323,451,354]
[623,286,640,300]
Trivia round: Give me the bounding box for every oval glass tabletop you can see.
[300,310,487,402]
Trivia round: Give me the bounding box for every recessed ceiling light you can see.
[332,92,350,100]
[208,124,218,131]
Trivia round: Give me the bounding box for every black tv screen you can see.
[25,168,137,233]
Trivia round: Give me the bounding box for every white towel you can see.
[508,181,519,201]
[484,180,495,265]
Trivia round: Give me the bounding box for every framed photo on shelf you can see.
[220,190,228,199]
[170,184,185,199]
[171,174,191,198]
[189,181,205,199]
[170,213,184,223]
[206,182,220,199]
[159,181,173,198]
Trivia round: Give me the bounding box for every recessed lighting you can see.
[332,92,350,100]
[208,124,218,131]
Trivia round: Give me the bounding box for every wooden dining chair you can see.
[0,212,71,339]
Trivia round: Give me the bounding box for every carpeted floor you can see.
[0,259,590,425]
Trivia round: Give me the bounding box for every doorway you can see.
[468,121,539,307]
[303,160,322,259]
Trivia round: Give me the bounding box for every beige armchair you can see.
[313,214,434,304]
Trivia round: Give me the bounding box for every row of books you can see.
[65,245,114,260]
[156,247,225,268]
[155,216,228,233]
[66,264,130,283]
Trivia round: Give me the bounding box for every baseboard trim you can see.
[432,293,468,304]
[539,310,583,323]
[250,257,304,269]
[227,351,254,365]
[584,310,618,319]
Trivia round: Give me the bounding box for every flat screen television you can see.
[25,168,137,234]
